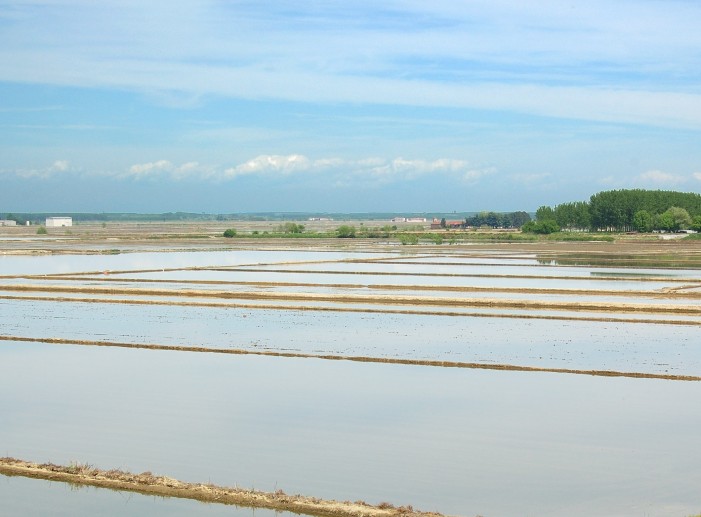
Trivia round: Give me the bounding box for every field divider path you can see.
[3,283,701,315]
[3,293,701,326]
[10,275,701,299]
[205,267,701,283]
[2,335,699,381]
[0,457,444,517]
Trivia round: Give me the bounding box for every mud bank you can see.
[0,458,445,517]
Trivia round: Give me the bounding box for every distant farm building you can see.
[391,217,427,223]
[431,218,464,229]
[45,217,73,227]
[0,220,17,226]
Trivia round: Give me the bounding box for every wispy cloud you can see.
[2,1,701,128]
[636,169,686,186]
[2,160,74,179]
[123,160,216,181]
[224,155,312,178]
[117,155,497,187]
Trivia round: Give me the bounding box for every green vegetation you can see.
[588,189,701,231]
[277,222,305,234]
[532,189,701,234]
[36,226,47,235]
[465,211,531,229]
[336,225,356,238]
[521,220,560,234]
[398,234,419,245]
[223,228,237,238]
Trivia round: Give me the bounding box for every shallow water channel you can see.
[1,247,700,516]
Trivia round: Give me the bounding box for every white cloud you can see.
[3,160,74,179]
[51,160,69,172]
[224,154,311,178]
[126,160,173,178]
[637,170,686,185]
[3,1,701,129]
[462,167,496,183]
[123,160,218,181]
[4,154,495,187]
[693,172,701,182]
[364,158,472,182]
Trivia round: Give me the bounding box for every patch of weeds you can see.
[398,234,418,245]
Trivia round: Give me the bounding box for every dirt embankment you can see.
[2,335,699,381]
[0,457,447,517]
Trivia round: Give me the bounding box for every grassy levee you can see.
[0,457,446,517]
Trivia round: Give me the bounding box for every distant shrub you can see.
[278,222,305,234]
[398,234,418,245]
[336,225,356,238]
[37,226,47,235]
[223,228,237,238]
[522,220,560,234]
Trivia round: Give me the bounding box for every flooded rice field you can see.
[1,239,701,516]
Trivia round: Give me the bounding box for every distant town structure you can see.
[391,217,427,223]
[0,219,17,226]
[45,217,73,227]
[431,217,464,229]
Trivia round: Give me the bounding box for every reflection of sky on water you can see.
[100,269,692,291]
[0,250,396,276]
[242,260,701,279]
[0,475,289,517]
[1,298,700,376]
[3,249,701,516]
[1,344,699,517]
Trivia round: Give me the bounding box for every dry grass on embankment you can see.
[3,283,701,315]
[0,458,446,517]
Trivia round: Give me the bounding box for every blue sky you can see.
[2,0,701,213]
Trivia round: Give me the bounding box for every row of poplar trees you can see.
[536,189,701,232]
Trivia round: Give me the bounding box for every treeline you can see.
[465,211,531,228]
[532,189,701,233]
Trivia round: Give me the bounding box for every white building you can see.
[45,217,73,227]
[0,220,17,226]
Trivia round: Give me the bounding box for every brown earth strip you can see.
[338,258,701,269]
[2,335,699,381]
[204,267,701,283]
[2,293,701,326]
[3,283,701,314]
[0,457,443,517]
[10,275,701,298]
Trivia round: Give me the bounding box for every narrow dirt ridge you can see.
[0,457,447,517]
[2,335,699,381]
